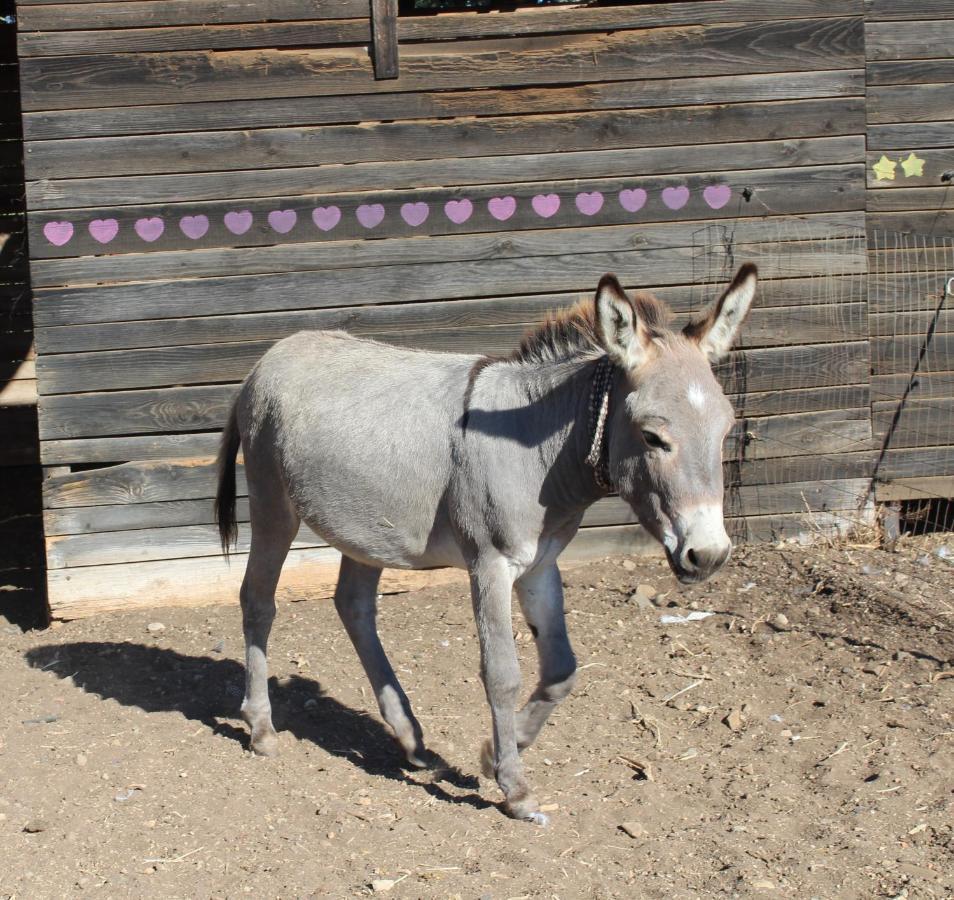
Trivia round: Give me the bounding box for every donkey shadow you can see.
[25,641,488,809]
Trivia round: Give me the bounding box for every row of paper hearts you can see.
[42,185,734,246]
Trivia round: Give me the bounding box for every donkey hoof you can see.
[404,749,429,769]
[504,795,547,825]
[250,729,279,757]
[479,739,494,779]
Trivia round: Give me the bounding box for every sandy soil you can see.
[1,536,952,899]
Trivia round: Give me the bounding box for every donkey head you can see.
[595,264,757,583]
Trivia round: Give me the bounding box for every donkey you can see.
[215,263,757,824]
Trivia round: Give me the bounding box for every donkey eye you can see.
[642,430,671,452]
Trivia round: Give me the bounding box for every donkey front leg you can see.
[334,556,427,768]
[514,563,577,750]
[471,556,547,824]
[480,563,576,776]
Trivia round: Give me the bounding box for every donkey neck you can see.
[504,354,610,512]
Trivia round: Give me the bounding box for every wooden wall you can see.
[866,0,954,504]
[1,0,43,622]
[16,0,874,618]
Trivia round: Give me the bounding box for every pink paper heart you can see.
[531,194,561,219]
[135,217,164,243]
[224,210,253,235]
[488,196,516,221]
[43,221,74,247]
[356,204,385,229]
[661,186,690,210]
[312,206,341,232]
[444,199,473,224]
[180,214,210,240]
[703,184,732,210]
[618,188,648,213]
[575,191,604,216]
[88,218,118,244]
[267,209,297,234]
[401,202,430,227]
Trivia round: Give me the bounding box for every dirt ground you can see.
[1,535,952,900]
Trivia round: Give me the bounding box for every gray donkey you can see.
[216,264,757,824]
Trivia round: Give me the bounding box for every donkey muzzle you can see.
[667,504,732,583]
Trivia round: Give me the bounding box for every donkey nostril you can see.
[687,548,699,568]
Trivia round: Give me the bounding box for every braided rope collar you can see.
[584,356,615,493]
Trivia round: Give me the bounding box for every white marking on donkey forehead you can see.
[687,384,708,411]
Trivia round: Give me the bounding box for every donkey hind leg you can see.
[334,556,428,768]
[480,563,577,774]
[240,494,300,757]
[472,556,547,825]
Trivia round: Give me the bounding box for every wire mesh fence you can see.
[686,217,953,543]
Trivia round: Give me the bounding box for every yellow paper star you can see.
[872,155,897,181]
[900,152,925,177]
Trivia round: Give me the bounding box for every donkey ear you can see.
[683,263,757,362]
[594,274,651,369]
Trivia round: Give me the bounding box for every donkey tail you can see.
[215,400,241,556]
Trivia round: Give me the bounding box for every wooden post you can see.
[370,0,399,80]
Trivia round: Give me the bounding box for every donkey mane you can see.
[508,290,672,365]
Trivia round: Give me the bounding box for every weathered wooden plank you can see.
[871,372,954,403]
[34,267,869,354]
[371,0,398,80]
[878,445,954,479]
[868,84,954,125]
[867,59,954,85]
[866,20,954,60]
[868,121,954,150]
[874,475,954,502]
[868,186,954,211]
[865,0,954,20]
[18,17,372,56]
[868,211,954,236]
[36,303,869,396]
[38,383,236,440]
[32,235,868,328]
[868,252,954,289]
[871,333,954,375]
[30,211,867,291]
[26,134,864,214]
[41,431,221,466]
[16,0,368,29]
[26,164,866,260]
[870,309,954,337]
[873,397,954,449]
[19,18,865,111]
[17,0,866,53]
[23,70,864,142]
[23,96,865,184]
[43,457,226,508]
[46,520,323,568]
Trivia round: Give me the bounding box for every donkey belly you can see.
[247,331,474,570]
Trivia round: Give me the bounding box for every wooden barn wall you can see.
[15,0,871,619]
[1,0,44,622]
[865,0,954,504]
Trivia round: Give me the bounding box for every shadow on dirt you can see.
[25,641,490,810]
